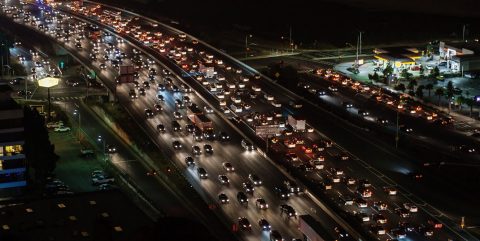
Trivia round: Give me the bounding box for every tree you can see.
[23,107,59,184]
[372,71,379,81]
[400,69,413,80]
[425,83,434,97]
[394,83,406,92]
[456,96,465,110]
[445,81,455,113]
[465,98,475,117]
[430,66,440,78]
[407,79,417,91]
[383,63,393,78]
[434,88,444,106]
[415,85,425,99]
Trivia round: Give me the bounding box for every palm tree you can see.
[456,96,465,110]
[465,98,475,117]
[445,81,455,113]
[425,83,434,97]
[415,85,425,99]
[434,88,444,106]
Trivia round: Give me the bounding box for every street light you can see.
[97,135,106,162]
[38,77,59,122]
[245,34,252,58]
[73,109,81,140]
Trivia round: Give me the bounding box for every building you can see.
[0,83,26,190]
[439,41,480,72]
[373,47,422,71]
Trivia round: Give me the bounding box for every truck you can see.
[116,65,135,84]
[287,115,306,132]
[192,114,213,131]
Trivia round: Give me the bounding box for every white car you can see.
[403,203,418,212]
[92,175,114,185]
[54,126,71,132]
[46,121,64,128]
[204,106,214,113]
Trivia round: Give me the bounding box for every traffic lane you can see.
[125,71,341,240]
[62,100,197,217]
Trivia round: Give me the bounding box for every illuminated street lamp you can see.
[97,135,106,162]
[245,34,252,58]
[38,77,59,121]
[73,109,81,140]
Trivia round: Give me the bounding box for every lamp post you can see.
[245,34,252,58]
[97,135,106,162]
[38,77,59,122]
[73,109,81,140]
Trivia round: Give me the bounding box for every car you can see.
[172,141,182,150]
[373,201,388,211]
[218,193,229,204]
[197,167,208,179]
[283,180,301,194]
[237,192,248,206]
[218,175,229,185]
[54,126,71,132]
[342,102,353,108]
[105,144,117,153]
[242,181,255,194]
[204,106,214,113]
[328,86,338,92]
[399,221,415,232]
[154,104,163,111]
[173,111,183,119]
[156,124,166,132]
[99,63,106,69]
[248,174,262,186]
[186,124,195,133]
[238,217,251,231]
[145,108,154,118]
[193,131,203,141]
[80,148,95,158]
[395,208,410,218]
[172,121,182,132]
[274,186,290,200]
[377,118,389,124]
[417,224,434,236]
[203,129,216,140]
[391,228,407,239]
[403,203,418,212]
[343,176,356,185]
[384,186,397,196]
[192,145,201,155]
[355,198,368,208]
[357,212,370,222]
[218,131,230,142]
[270,230,283,241]
[204,144,213,154]
[222,162,235,172]
[92,175,114,185]
[241,139,254,150]
[258,218,271,231]
[372,213,387,224]
[185,156,195,167]
[255,198,268,209]
[409,171,423,180]
[358,109,369,116]
[46,121,64,129]
[370,225,386,235]
[280,204,297,218]
[358,179,371,187]
[98,183,113,191]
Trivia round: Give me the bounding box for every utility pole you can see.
[289,25,293,53]
[359,31,362,55]
[462,24,466,42]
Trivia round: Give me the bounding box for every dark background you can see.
[110,0,480,49]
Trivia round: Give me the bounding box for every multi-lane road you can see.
[1,0,478,241]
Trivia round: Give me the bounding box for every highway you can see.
[1,1,478,241]
[0,2,357,241]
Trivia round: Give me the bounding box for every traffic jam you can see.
[0,1,458,240]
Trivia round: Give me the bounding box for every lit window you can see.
[4,145,22,155]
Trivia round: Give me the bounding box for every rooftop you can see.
[373,46,421,62]
[442,41,480,53]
